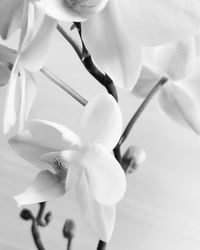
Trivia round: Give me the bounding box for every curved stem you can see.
[40,67,87,106]
[118,77,168,146]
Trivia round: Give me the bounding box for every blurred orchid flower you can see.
[133,37,200,134]
[9,93,126,242]
[0,0,24,39]
[81,0,200,91]
[2,1,57,133]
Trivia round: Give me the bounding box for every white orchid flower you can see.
[35,0,200,91]
[9,93,126,242]
[2,1,57,133]
[133,37,200,134]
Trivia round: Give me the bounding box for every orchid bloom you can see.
[9,93,126,242]
[32,0,200,91]
[2,1,57,133]
[133,37,200,134]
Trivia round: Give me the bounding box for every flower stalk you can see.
[118,77,168,146]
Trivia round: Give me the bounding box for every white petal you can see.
[78,93,122,150]
[0,0,24,39]
[25,120,81,150]
[132,66,160,98]
[0,45,16,64]
[35,0,86,22]
[18,68,26,132]
[80,144,126,206]
[0,64,11,86]
[82,2,142,90]
[9,132,57,171]
[158,82,200,134]
[76,172,116,242]
[20,16,57,71]
[155,38,195,81]
[115,0,200,46]
[3,63,19,134]
[14,170,65,206]
[24,72,37,120]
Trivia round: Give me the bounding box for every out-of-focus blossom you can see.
[9,93,126,242]
[2,1,57,133]
[81,0,200,91]
[133,38,200,135]
[122,146,146,174]
[0,0,24,39]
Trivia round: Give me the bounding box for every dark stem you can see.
[36,202,46,226]
[118,77,168,146]
[31,219,46,250]
[97,240,106,250]
[67,237,73,250]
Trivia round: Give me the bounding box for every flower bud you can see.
[63,219,76,239]
[20,209,33,220]
[122,146,146,173]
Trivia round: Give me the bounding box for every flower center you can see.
[54,157,68,182]
[65,0,106,16]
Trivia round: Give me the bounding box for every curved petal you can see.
[155,38,195,81]
[25,120,81,150]
[14,170,66,206]
[78,93,122,151]
[0,0,23,39]
[76,172,116,242]
[158,82,200,134]
[79,144,126,206]
[9,132,57,170]
[82,2,142,90]
[20,16,57,71]
[115,0,200,46]
[3,63,19,134]
[0,64,11,86]
[132,66,160,98]
[0,45,16,64]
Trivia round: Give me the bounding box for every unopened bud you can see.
[63,219,76,240]
[20,209,33,220]
[122,146,146,173]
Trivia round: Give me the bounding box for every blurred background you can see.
[1,26,200,250]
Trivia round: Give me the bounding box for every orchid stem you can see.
[118,77,168,146]
[97,240,106,250]
[40,67,88,106]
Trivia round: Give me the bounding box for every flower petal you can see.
[0,0,24,39]
[132,66,160,98]
[158,82,200,134]
[76,172,116,242]
[116,0,200,46]
[20,16,57,71]
[80,144,126,206]
[82,2,142,90]
[35,0,86,22]
[155,38,195,81]
[9,132,56,171]
[14,170,66,206]
[25,120,81,150]
[0,44,16,64]
[78,93,122,150]
[0,64,11,86]
[3,63,19,134]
